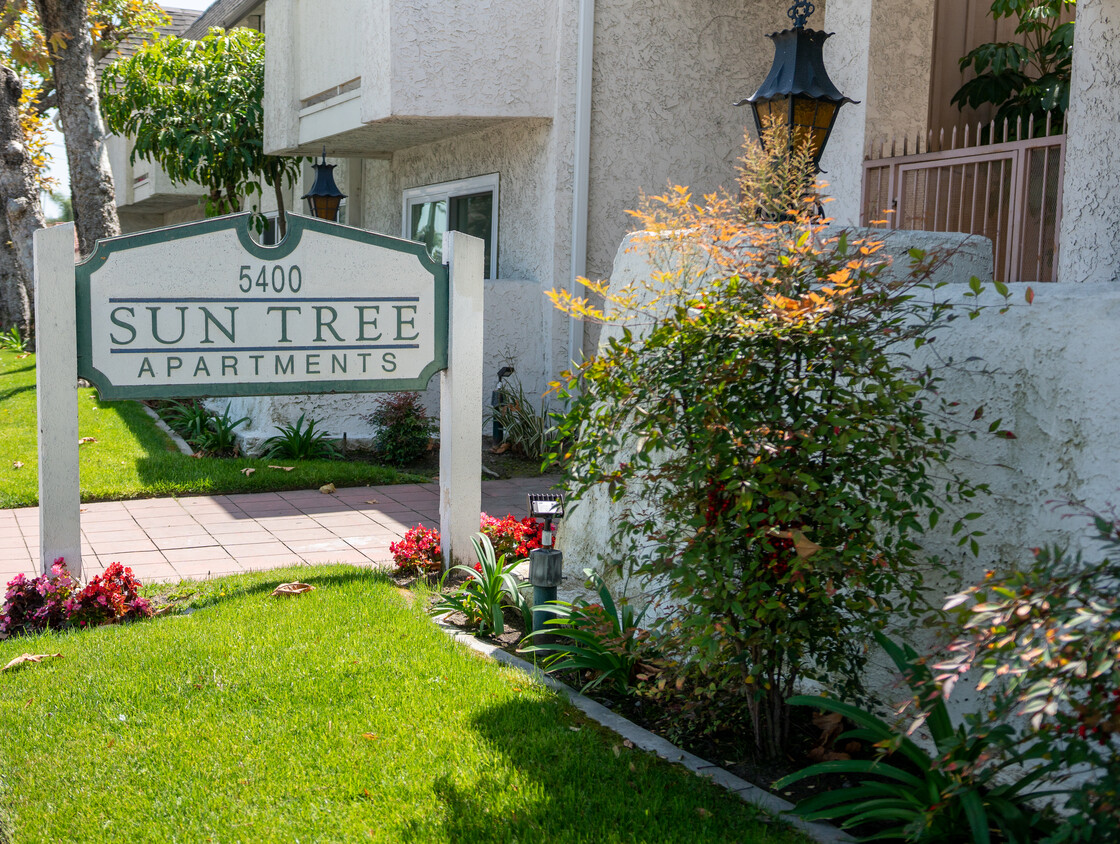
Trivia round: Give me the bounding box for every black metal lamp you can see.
[735,0,854,172]
[302,146,346,222]
[528,493,565,633]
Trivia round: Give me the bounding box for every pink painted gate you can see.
[862,116,1065,284]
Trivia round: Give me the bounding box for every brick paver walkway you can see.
[0,476,554,583]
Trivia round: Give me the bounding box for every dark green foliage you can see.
[365,392,433,466]
[776,632,1061,843]
[952,0,1074,135]
[160,400,211,445]
[160,400,247,456]
[260,413,340,460]
[521,569,660,693]
[100,28,302,224]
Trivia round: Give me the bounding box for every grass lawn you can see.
[0,566,803,843]
[0,350,427,508]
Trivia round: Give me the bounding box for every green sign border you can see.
[76,213,449,400]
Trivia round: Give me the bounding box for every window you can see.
[403,174,498,278]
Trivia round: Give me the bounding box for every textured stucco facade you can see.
[1057,0,1120,283]
[250,0,793,439]
[821,0,936,227]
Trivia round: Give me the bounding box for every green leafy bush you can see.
[160,400,211,444]
[365,392,433,466]
[261,413,340,460]
[548,132,1000,758]
[521,569,660,693]
[488,378,558,462]
[0,326,28,352]
[776,632,1059,843]
[952,0,1074,134]
[160,401,248,456]
[937,508,1120,842]
[196,403,249,456]
[430,533,530,636]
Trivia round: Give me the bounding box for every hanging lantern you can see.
[301,147,346,222]
[735,0,854,172]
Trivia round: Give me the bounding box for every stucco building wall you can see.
[1057,0,1120,284]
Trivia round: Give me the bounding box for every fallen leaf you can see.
[240,467,256,477]
[696,808,711,819]
[622,739,634,748]
[2,653,62,672]
[270,582,315,597]
[792,529,823,559]
[361,733,379,740]
[78,437,97,445]
[364,499,378,505]
[11,461,22,469]
[812,710,844,745]
[268,465,295,472]
[1025,286,1035,305]
[320,483,336,494]
[568,726,581,732]
[490,441,511,454]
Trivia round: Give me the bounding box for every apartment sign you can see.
[76,213,449,400]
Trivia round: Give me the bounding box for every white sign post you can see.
[34,223,81,577]
[34,214,484,577]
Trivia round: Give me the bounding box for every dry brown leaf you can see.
[2,653,62,672]
[361,733,379,740]
[11,461,22,469]
[270,582,315,598]
[490,441,511,454]
[240,467,256,477]
[792,529,823,559]
[78,437,97,445]
[319,483,336,494]
[812,710,844,745]
[268,465,295,472]
[364,499,378,505]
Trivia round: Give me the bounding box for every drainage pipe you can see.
[567,0,595,372]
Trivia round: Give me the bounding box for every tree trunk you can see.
[35,0,119,257]
[0,210,31,341]
[0,66,42,342]
[273,179,286,240]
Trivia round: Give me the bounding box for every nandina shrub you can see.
[548,130,1003,759]
[937,506,1120,841]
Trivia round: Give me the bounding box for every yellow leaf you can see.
[319,483,336,494]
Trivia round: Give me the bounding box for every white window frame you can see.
[402,173,499,280]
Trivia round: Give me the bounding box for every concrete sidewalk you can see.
[0,476,554,583]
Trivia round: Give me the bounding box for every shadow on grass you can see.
[0,383,33,404]
[153,566,394,614]
[402,697,784,844]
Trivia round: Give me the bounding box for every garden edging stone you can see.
[432,616,853,844]
[139,404,194,455]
